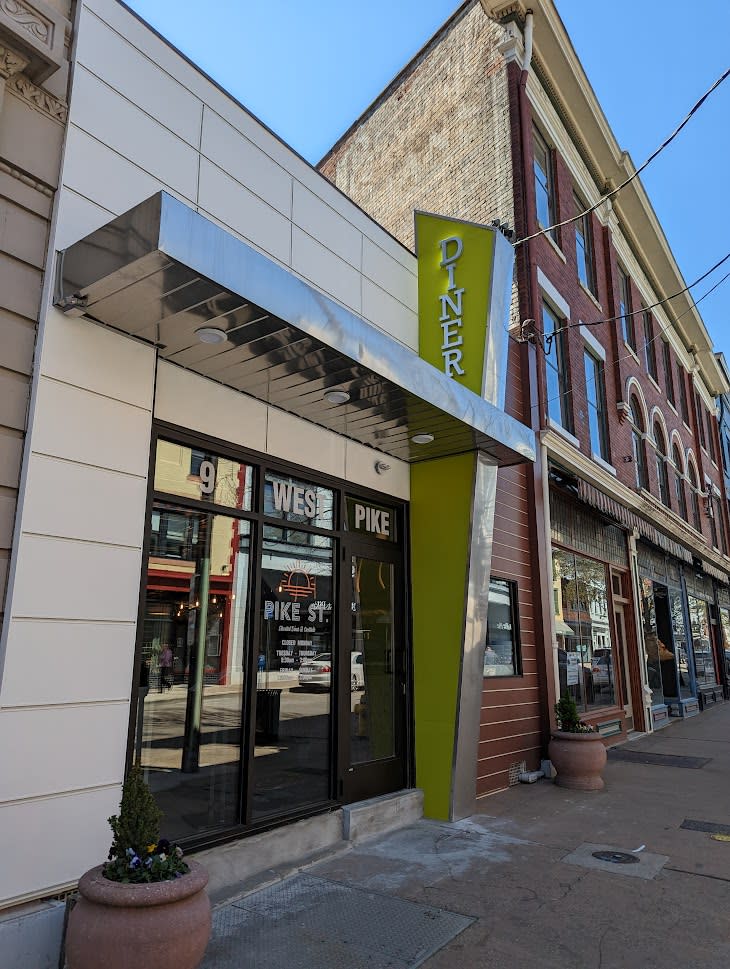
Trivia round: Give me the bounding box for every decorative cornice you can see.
[0,0,50,45]
[0,39,27,78]
[6,69,66,121]
[0,156,54,195]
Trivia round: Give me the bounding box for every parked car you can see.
[589,655,613,689]
[298,652,365,691]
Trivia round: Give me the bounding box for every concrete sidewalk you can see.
[204,704,730,968]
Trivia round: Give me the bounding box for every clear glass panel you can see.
[553,549,586,710]
[720,609,730,684]
[252,529,334,818]
[154,439,253,510]
[688,596,717,687]
[137,507,251,840]
[484,578,519,676]
[350,556,395,764]
[263,472,334,529]
[641,578,664,705]
[670,590,692,699]
[345,497,397,542]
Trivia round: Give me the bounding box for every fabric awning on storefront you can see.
[55,192,535,467]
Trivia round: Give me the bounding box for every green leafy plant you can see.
[104,765,189,884]
[554,695,595,734]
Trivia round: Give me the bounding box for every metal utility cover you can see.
[204,873,474,969]
[563,844,668,880]
[56,192,535,466]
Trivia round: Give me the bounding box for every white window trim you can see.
[537,267,570,319]
[592,453,617,477]
[580,324,606,361]
[547,417,580,448]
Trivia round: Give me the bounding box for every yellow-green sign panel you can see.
[415,211,496,397]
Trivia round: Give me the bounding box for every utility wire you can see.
[515,65,730,248]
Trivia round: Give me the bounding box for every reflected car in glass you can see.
[298,652,365,691]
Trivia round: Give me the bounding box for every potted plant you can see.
[65,765,211,969]
[548,695,607,791]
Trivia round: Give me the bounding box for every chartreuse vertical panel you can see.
[410,452,476,820]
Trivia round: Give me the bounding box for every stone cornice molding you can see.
[0,39,27,78]
[0,155,54,195]
[0,0,66,83]
[6,67,66,121]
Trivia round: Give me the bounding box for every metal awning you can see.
[56,192,535,466]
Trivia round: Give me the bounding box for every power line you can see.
[515,65,730,248]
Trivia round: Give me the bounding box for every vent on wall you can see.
[597,720,622,738]
[508,761,527,786]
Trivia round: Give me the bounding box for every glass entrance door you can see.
[340,546,407,802]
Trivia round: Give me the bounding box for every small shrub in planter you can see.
[549,695,607,791]
[66,766,211,969]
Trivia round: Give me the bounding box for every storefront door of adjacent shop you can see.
[338,538,408,803]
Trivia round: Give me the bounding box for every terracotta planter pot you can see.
[548,730,607,791]
[66,860,211,969]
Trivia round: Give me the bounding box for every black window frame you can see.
[574,191,596,296]
[630,396,649,491]
[672,444,687,521]
[643,310,658,382]
[543,301,573,433]
[618,267,635,350]
[663,341,675,407]
[484,576,522,678]
[653,420,671,508]
[678,367,690,424]
[533,127,557,242]
[584,347,609,462]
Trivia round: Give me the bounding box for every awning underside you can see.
[57,192,535,466]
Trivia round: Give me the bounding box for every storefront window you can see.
[484,578,521,676]
[688,596,717,688]
[252,529,334,818]
[552,549,616,711]
[641,579,682,704]
[669,590,692,699]
[263,472,334,530]
[137,507,252,841]
[719,608,730,683]
[154,439,253,510]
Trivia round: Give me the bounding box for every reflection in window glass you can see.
[350,556,395,764]
[670,590,692,699]
[138,507,251,841]
[154,439,253,510]
[640,578,663,706]
[688,596,717,688]
[484,578,521,676]
[252,529,334,818]
[720,609,730,683]
[552,549,615,711]
[263,472,334,530]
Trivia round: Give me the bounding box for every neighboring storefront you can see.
[549,479,639,740]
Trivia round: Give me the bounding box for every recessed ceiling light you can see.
[196,326,228,345]
[324,389,351,404]
[411,433,435,445]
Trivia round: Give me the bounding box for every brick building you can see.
[320,0,730,789]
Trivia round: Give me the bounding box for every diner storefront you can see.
[137,430,409,845]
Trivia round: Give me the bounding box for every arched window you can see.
[688,461,702,531]
[672,444,687,521]
[654,421,670,507]
[630,396,648,490]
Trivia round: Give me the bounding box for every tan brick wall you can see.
[320,1,514,255]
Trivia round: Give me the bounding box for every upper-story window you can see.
[618,268,635,351]
[654,421,671,508]
[643,310,658,382]
[663,341,675,407]
[629,395,648,490]
[713,492,728,553]
[706,407,718,464]
[533,128,557,241]
[672,443,687,521]
[543,302,572,432]
[584,348,608,461]
[688,461,702,531]
[678,367,690,424]
[574,192,596,296]
[696,390,707,450]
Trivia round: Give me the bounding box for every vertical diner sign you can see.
[415,211,497,397]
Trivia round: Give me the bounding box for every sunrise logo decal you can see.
[278,566,317,601]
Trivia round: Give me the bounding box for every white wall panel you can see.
[155,362,268,454]
[267,408,346,479]
[201,109,292,217]
[31,378,151,476]
[70,66,199,202]
[54,187,115,250]
[63,127,179,223]
[291,226,361,314]
[344,440,410,500]
[292,182,362,269]
[22,454,147,547]
[76,9,203,146]
[0,619,136,706]
[362,237,417,312]
[0,704,129,802]
[10,536,143,621]
[362,279,419,350]
[40,311,155,409]
[0,785,121,904]
[198,158,291,265]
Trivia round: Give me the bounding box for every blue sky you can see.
[125,0,730,364]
